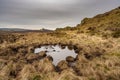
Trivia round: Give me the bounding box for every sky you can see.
[0,0,120,30]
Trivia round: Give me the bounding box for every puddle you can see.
[34,45,77,65]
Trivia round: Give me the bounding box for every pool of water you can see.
[34,45,77,65]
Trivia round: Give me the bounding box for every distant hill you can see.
[0,28,53,33]
[0,28,29,31]
[39,28,53,32]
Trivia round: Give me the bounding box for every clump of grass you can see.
[48,31,67,38]
[33,75,41,80]
[89,77,96,80]
[112,30,120,38]
[107,52,120,58]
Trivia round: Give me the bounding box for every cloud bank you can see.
[0,0,120,29]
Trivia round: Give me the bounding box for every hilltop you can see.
[56,7,120,38]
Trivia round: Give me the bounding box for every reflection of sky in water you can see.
[34,45,77,65]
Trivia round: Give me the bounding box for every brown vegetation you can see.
[0,7,120,80]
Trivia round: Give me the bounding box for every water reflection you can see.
[34,45,77,65]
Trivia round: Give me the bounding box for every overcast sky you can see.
[0,0,120,30]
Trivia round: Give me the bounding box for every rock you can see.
[53,50,56,52]
[66,56,75,62]
[56,60,69,71]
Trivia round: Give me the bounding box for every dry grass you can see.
[0,31,119,80]
[0,7,120,80]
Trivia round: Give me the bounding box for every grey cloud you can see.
[0,0,120,29]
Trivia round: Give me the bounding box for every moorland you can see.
[0,7,120,80]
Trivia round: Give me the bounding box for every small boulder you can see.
[53,50,56,52]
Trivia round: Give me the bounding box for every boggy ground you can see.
[0,30,120,80]
[0,7,120,80]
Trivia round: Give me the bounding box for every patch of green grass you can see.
[108,52,120,58]
[89,77,96,80]
[104,66,110,73]
[33,75,41,80]
[96,64,101,67]
[48,31,67,38]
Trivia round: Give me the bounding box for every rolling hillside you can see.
[56,7,120,38]
[77,7,120,37]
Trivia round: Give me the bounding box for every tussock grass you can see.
[0,7,120,80]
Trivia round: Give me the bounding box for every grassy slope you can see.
[77,7,120,37]
[56,7,120,38]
